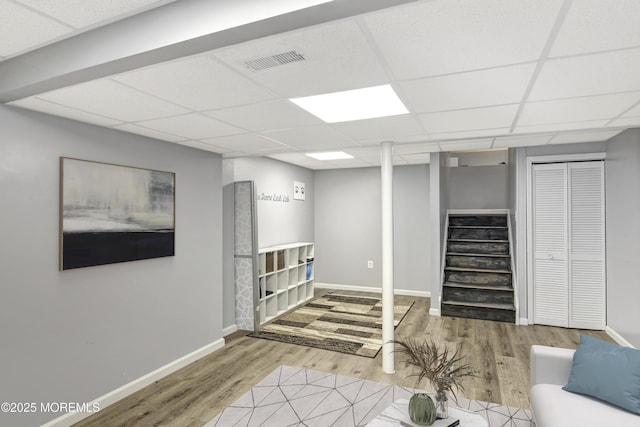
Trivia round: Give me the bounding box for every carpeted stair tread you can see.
[446,252,510,258]
[449,225,508,229]
[448,238,509,243]
[442,300,515,311]
[444,281,513,291]
[445,266,511,274]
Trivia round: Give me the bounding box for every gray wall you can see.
[514,141,609,325]
[605,129,640,347]
[449,165,509,209]
[314,165,430,293]
[0,105,223,427]
[228,157,314,247]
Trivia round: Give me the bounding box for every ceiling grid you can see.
[1,0,639,168]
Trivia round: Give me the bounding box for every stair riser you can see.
[441,304,515,323]
[449,228,508,240]
[449,216,507,227]
[445,271,512,287]
[447,241,509,255]
[443,288,514,305]
[446,255,510,271]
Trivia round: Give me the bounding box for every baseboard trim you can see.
[222,324,238,337]
[429,308,441,317]
[314,282,430,298]
[606,326,636,348]
[519,318,529,326]
[41,338,226,427]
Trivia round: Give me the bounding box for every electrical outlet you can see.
[367,260,374,269]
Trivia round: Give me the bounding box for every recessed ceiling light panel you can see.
[306,151,354,160]
[290,84,409,123]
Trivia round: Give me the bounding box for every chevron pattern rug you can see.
[249,293,414,358]
[206,365,535,426]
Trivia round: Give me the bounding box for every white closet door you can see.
[568,162,606,329]
[532,163,569,327]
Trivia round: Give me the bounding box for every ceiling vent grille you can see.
[244,50,306,71]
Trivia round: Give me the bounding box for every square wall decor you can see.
[60,157,175,270]
[294,181,305,200]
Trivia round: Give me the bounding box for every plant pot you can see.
[408,393,437,426]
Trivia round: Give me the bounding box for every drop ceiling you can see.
[2,0,639,170]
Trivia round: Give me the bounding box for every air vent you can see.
[244,50,306,71]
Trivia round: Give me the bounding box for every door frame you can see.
[525,152,606,325]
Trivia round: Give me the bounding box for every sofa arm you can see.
[530,345,575,387]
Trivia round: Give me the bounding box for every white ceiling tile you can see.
[261,125,358,150]
[136,113,245,139]
[111,123,186,142]
[492,135,553,148]
[364,0,563,79]
[549,129,625,145]
[9,96,123,127]
[419,105,518,134]
[326,159,371,168]
[356,134,433,146]
[514,120,608,134]
[343,146,383,157]
[431,128,511,140]
[37,79,189,121]
[268,152,312,163]
[204,99,321,131]
[401,153,431,164]
[400,64,536,113]
[174,140,226,154]
[608,117,640,128]
[213,19,388,98]
[622,102,640,117]
[114,55,277,111]
[200,133,288,152]
[529,49,640,100]
[331,115,425,141]
[362,154,407,165]
[550,0,640,57]
[394,142,441,154]
[0,1,71,57]
[14,0,170,28]
[519,93,640,126]
[438,139,493,151]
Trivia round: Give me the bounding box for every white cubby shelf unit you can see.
[257,242,314,324]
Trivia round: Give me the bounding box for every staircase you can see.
[442,213,516,323]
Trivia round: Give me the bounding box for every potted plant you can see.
[394,337,476,423]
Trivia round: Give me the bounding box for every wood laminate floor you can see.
[73,291,611,427]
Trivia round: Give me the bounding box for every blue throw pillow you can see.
[563,334,640,414]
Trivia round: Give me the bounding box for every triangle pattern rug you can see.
[249,293,414,358]
[206,365,535,427]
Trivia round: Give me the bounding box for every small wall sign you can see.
[293,181,305,201]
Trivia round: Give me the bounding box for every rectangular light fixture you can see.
[306,151,354,160]
[290,84,409,123]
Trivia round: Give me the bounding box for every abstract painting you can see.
[60,158,175,270]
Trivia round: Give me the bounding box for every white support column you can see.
[381,141,395,374]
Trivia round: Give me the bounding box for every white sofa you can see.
[530,345,640,427]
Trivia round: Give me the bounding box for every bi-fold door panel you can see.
[533,163,569,327]
[568,162,605,330]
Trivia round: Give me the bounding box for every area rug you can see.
[206,365,535,427]
[249,293,414,358]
